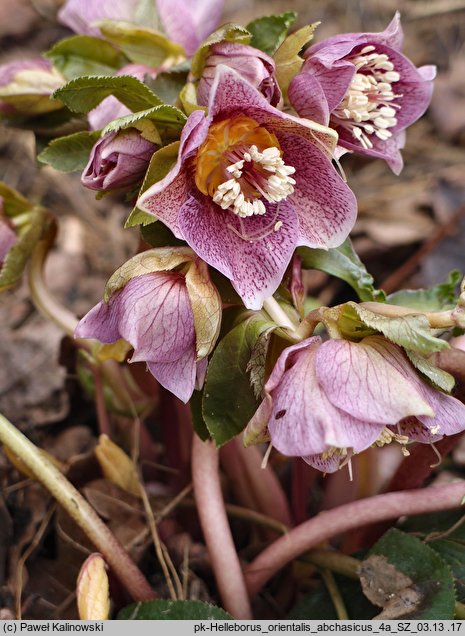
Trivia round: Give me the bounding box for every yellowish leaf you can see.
[274,23,319,99]
[77,554,110,620]
[95,434,140,496]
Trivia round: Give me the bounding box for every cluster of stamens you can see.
[332,45,401,149]
[212,145,296,218]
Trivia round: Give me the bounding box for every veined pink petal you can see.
[178,196,299,310]
[148,347,197,403]
[315,337,434,424]
[156,0,224,56]
[288,72,330,125]
[268,342,383,456]
[137,109,209,235]
[279,133,357,249]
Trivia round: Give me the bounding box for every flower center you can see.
[332,45,401,149]
[195,115,296,218]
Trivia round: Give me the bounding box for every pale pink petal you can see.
[315,337,434,424]
[156,0,224,56]
[58,0,140,36]
[288,72,330,125]
[279,133,357,248]
[417,386,465,437]
[148,347,197,403]
[302,452,347,473]
[178,196,299,310]
[268,342,382,456]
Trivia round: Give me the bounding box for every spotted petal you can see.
[178,196,299,310]
[279,133,357,248]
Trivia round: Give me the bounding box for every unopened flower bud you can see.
[0,59,64,117]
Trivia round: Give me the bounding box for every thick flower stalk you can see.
[81,128,159,192]
[245,335,465,472]
[289,13,436,173]
[75,248,222,402]
[138,66,357,309]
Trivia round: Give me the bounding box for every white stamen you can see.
[213,144,296,218]
[332,47,401,149]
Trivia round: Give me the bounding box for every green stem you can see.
[320,569,349,620]
[360,301,459,329]
[0,413,155,602]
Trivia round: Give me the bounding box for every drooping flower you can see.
[244,335,465,472]
[196,42,281,107]
[58,0,224,56]
[288,13,436,174]
[81,128,158,192]
[75,248,222,402]
[0,59,64,116]
[137,66,357,310]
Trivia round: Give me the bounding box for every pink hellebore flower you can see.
[197,42,281,107]
[246,335,465,473]
[0,59,63,116]
[81,128,158,192]
[59,0,224,56]
[137,67,357,310]
[288,13,436,174]
[75,250,222,402]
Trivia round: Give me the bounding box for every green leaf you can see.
[274,24,318,99]
[37,131,100,172]
[102,104,186,136]
[45,36,127,80]
[0,206,48,291]
[97,21,185,67]
[0,182,32,217]
[190,390,210,441]
[125,141,180,228]
[246,12,298,56]
[288,578,377,620]
[118,600,232,620]
[366,528,455,619]
[191,24,251,78]
[146,68,189,105]
[352,303,449,355]
[406,350,455,393]
[430,540,465,603]
[298,239,385,302]
[141,222,185,247]
[203,315,275,446]
[388,270,461,312]
[53,75,163,114]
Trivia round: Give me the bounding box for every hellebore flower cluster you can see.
[75,248,222,403]
[138,67,357,310]
[245,335,465,472]
[81,128,158,192]
[288,13,436,173]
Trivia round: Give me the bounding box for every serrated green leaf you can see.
[102,104,186,137]
[247,12,297,56]
[202,315,275,446]
[37,131,100,172]
[388,270,461,312]
[274,24,319,98]
[352,303,449,355]
[247,328,273,399]
[406,350,455,393]
[191,23,251,78]
[97,21,185,67]
[118,600,232,620]
[53,75,163,114]
[366,528,455,619]
[125,141,179,228]
[45,36,127,80]
[298,239,385,302]
[429,539,465,603]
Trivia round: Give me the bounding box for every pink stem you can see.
[192,436,252,619]
[245,480,465,598]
